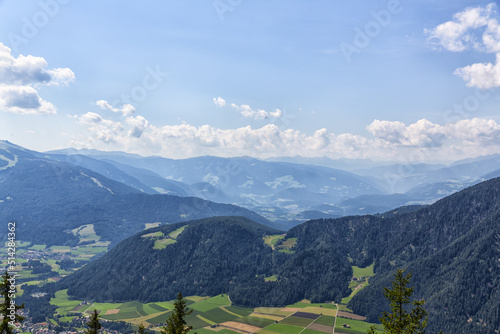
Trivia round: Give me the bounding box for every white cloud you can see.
[213,96,283,120]
[95,100,135,116]
[125,115,149,138]
[0,85,56,115]
[367,120,407,143]
[74,105,500,162]
[426,4,500,89]
[46,68,76,87]
[426,4,494,52]
[270,109,283,118]
[78,112,125,143]
[231,102,282,120]
[367,119,448,147]
[213,96,226,107]
[454,53,500,88]
[448,118,500,144]
[0,42,75,115]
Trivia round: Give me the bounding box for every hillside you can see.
[0,141,275,246]
[59,216,352,306]
[59,178,500,333]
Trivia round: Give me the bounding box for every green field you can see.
[263,234,284,248]
[352,263,375,278]
[314,314,336,326]
[144,310,174,325]
[169,225,187,239]
[224,305,253,317]
[153,301,175,310]
[279,315,313,327]
[232,315,276,328]
[50,290,83,316]
[142,231,164,238]
[341,263,376,305]
[145,222,161,229]
[143,225,188,249]
[302,329,328,334]
[153,238,176,249]
[45,289,380,333]
[258,323,303,334]
[336,318,382,333]
[201,308,238,323]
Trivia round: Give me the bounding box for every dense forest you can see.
[60,216,352,306]
[57,178,500,333]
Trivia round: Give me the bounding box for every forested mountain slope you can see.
[60,178,500,333]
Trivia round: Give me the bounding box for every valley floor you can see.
[50,291,381,334]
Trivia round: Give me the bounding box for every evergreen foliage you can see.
[85,309,102,334]
[161,293,195,334]
[380,269,427,333]
[0,271,24,334]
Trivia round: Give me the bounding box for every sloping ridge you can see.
[60,216,283,302]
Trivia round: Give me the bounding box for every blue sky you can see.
[1,0,500,162]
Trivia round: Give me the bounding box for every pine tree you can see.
[0,271,24,334]
[366,268,429,334]
[161,293,195,334]
[85,309,102,334]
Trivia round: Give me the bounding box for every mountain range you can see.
[0,141,274,246]
[48,147,500,219]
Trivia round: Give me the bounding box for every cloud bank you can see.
[73,101,500,162]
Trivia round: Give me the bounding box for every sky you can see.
[1,0,500,163]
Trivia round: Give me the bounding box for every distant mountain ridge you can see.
[51,150,383,208]
[48,147,500,219]
[0,141,275,246]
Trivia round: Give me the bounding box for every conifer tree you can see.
[367,268,432,334]
[85,309,102,334]
[0,271,24,334]
[161,293,195,334]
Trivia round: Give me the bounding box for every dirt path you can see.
[333,303,339,334]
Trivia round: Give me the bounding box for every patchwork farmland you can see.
[50,291,381,333]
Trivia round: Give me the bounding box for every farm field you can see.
[341,263,375,306]
[48,290,381,333]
